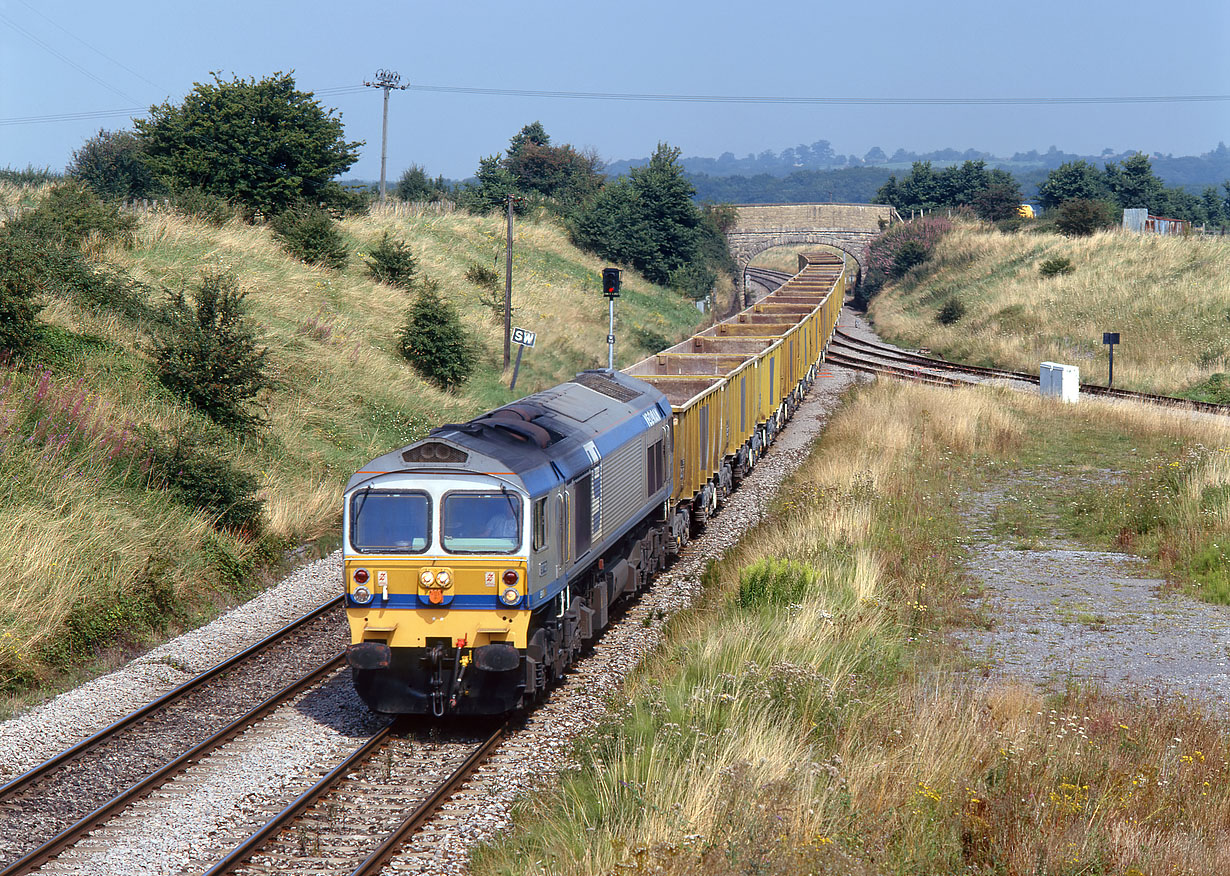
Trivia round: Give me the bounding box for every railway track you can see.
[744,266,793,301]
[0,597,345,876]
[831,329,1230,416]
[205,722,506,876]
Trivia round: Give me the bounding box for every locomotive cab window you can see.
[442,492,522,554]
[350,490,430,553]
[532,497,548,551]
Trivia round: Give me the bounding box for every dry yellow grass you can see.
[0,195,705,700]
[473,380,1230,876]
[869,223,1230,395]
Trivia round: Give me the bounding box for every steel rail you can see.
[823,350,965,387]
[202,721,399,876]
[0,652,346,876]
[0,595,343,803]
[350,723,507,876]
[832,329,1230,416]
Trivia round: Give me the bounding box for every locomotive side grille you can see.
[601,439,643,532]
[572,372,641,403]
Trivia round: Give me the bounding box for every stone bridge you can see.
[725,203,901,288]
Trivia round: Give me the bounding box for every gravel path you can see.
[956,487,1230,711]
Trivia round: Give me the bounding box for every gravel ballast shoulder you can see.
[0,553,343,781]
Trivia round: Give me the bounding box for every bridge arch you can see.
[724,203,900,298]
[731,231,869,284]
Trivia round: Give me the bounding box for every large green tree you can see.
[135,72,362,217]
[569,143,706,286]
[457,122,604,213]
[1037,160,1111,210]
[1105,152,1165,211]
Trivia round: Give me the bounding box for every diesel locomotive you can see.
[342,252,847,715]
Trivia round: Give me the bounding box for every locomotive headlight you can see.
[500,586,521,606]
[419,569,435,586]
[435,569,452,588]
[352,585,373,604]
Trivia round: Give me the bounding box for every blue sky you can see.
[2,0,1227,182]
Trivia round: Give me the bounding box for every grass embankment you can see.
[868,223,1230,399]
[0,187,705,707]
[473,383,1230,875]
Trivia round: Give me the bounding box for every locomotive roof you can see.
[346,370,670,495]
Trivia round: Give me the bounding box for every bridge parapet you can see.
[726,203,901,288]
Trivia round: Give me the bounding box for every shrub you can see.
[465,261,501,291]
[364,232,417,289]
[1183,373,1230,405]
[270,208,349,269]
[0,229,46,354]
[669,263,718,301]
[466,262,505,321]
[736,558,817,609]
[397,280,476,389]
[937,297,966,325]
[173,187,234,226]
[891,240,930,278]
[7,182,137,250]
[1039,255,1075,277]
[67,128,161,201]
[149,271,272,431]
[1055,199,1114,237]
[861,215,952,305]
[148,436,264,533]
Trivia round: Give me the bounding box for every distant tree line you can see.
[606,141,1230,192]
[1037,154,1228,227]
[873,161,1023,221]
[866,153,1228,230]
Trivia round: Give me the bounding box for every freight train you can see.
[342,252,847,715]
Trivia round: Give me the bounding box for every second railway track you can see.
[0,597,346,875]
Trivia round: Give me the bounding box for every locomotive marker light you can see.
[602,267,621,370]
[1102,332,1120,388]
[508,326,537,392]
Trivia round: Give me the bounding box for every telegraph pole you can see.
[503,194,523,370]
[363,69,408,203]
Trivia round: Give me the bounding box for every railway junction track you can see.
[0,598,346,875]
[752,263,1230,418]
[830,329,1230,416]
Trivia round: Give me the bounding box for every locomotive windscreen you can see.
[351,490,431,552]
[442,493,522,553]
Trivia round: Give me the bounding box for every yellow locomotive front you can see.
[343,469,532,715]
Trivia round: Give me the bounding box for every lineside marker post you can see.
[1103,332,1120,388]
[509,327,536,392]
